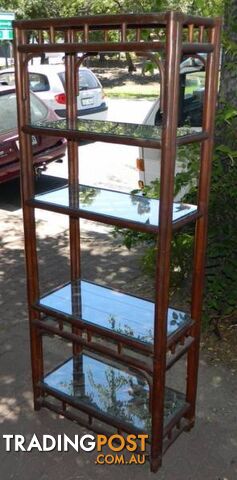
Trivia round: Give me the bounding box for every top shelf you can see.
[14,11,217,30]
[14,11,219,58]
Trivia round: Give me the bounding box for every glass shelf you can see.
[42,351,186,433]
[31,184,198,232]
[24,119,204,148]
[37,279,192,346]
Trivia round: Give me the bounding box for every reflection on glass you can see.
[182,70,205,128]
[34,184,197,226]
[44,352,185,432]
[30,118,198,142]
[39,280,192,344]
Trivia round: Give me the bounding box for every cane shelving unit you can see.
[14,11,221,473]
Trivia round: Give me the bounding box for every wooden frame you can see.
[14,11,221,473]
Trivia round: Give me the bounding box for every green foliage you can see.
[0,0,19,11]
[13,0,65,19]
[204,0,237,324]
[114,149,197,289]
[53,0,165,17]
[142,60,156,76]
[204,104,237,320]
[4,0,223,21]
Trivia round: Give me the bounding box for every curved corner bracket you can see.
[75,53,98,96]
[136,51,165,111]
[135,365,153,409]
[25,53,35,64]
[193,53,206,67]
[182,53,206,68]
[75,52,98,68]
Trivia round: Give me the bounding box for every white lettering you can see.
[64,434,79,452]
[42,435,56,451]
[3,433,97,452]
[3,435,14,452]
[58,435,62,452]
[80,434,96,452]
[27,434,42,451]
[15,435,26,451]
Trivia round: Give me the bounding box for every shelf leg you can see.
[150,454,162,473]
[186,19,222,422]
[151,12,182,470]
[14,26,44,410]
[30,322,43,410]
[65,43,82,357]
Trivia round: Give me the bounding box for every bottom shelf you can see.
[40,351,189,436]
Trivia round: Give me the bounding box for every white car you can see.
[137,58,205,196]
[0,64,108,120]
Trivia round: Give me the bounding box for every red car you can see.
[0,86,66,183]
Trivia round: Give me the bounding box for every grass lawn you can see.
[103,72,205,99]
[104,82,160,100]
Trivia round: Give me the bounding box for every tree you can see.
[203,0,237,326]
[0,0,19,10]
[16,0,65,19]
[218,0,237,109]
